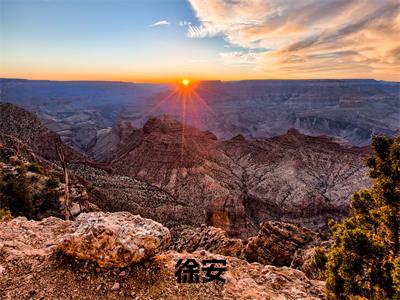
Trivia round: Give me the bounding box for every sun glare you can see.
[182,79,190,86]
[145,77,215,161]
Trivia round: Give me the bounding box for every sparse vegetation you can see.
[30,174,39,183]
[310,247,327,279]
[39,189,61,215]
[0,160,62,219]
[46,177,59,188]
[0,168,33,217]
[0,207,12,221]
[27,162,42,173]
[326,136,400,299]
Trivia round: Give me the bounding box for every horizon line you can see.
[1,77,399,85]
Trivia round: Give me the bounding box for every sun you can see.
[182,78,190,86]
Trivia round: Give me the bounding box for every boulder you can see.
[59,212,171,267]
[244,221,319,266]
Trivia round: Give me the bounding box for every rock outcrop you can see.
[0,216,73,261]
[59,212,171,267]
[291,243,331,280]
[0,215,325,300]
[244,221,319,266]
[173,220,327,279]
[173,225,244,257]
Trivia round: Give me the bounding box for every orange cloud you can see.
[188,0,400,80]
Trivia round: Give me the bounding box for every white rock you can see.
[59,212,171,268]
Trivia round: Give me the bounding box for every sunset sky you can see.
[1,0,399,82]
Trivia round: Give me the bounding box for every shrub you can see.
[30,175,39,183]
[0,170,33,217]
[46,177,59,188]
[0,208,12,221]
[27,162,42,173]
[325,136,400,299]
[310,247,327,278]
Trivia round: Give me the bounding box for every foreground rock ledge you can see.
[59,212,171,267]
[0,215,324,299]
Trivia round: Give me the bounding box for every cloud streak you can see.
[149,20,171,27]
[188,0,400,80]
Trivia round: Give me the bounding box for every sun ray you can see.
[180,92,187,162]
[188,92,201,129]
[145,89,178,116]
[192,90,215,115]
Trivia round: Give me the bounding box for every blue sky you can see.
[1,0,399,82]
[1,0,237,82]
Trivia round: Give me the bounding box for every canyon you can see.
[1,102,372,237]
[0,78,398,299]
[2,79,399,151]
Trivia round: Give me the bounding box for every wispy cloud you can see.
[149,20,171,27]
[187,24,220,38]
[187,0,400,79]
[178,21,192,26]
[220,50,265,65]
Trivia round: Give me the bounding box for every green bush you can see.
[310,247,328,279]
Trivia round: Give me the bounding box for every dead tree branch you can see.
[55,137,72,220]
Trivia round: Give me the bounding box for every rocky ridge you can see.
[173,225,244,257]
[0,134,97,220]
[0,103,87,162]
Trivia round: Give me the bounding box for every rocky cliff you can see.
[0,103,87,162]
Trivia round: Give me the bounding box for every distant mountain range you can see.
[1,78,399,151]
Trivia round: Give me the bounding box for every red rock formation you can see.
[106,116,371,237]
